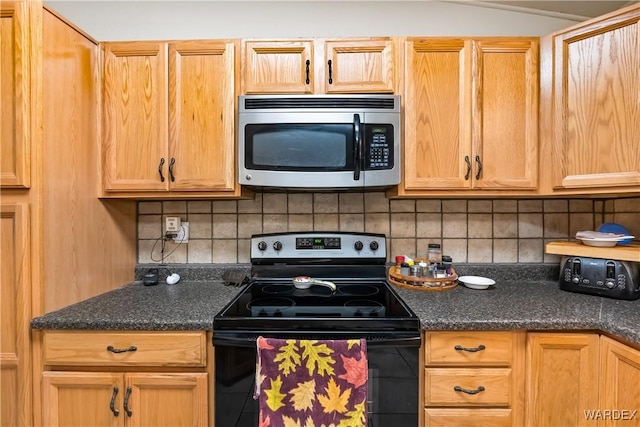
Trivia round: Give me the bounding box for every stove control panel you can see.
[251,232,386,260]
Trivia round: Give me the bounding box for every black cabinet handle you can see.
[464,156,471,180]
[109,387,119,416]
[123,387,133,417]
[158,158,165,182]
[454,385,485,395]
[328,59,333,84]
[106,345,137,354]
[305,59,310,84]
[475,155,483,180]
[454,344,486,352]
[168,157,176,182]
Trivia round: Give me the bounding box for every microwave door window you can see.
[246,124,354,171]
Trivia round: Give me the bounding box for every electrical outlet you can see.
[166,216,181,233]
[173,222,189,243]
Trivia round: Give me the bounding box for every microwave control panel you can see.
[365,125,393,170]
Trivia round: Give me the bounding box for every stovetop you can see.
[213,232,420,335]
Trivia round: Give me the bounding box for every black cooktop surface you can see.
[213,277,420,333]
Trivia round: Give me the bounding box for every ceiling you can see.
[472,1,639,20]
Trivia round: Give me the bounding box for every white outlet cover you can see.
[166,216,181,232]
[173,222,189,243]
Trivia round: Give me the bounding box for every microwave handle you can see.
[353,114,362,181]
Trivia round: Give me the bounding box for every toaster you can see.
[559,257,640,300]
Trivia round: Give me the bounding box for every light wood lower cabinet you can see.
[41,331,209,427]
[424,331,525,426]
[599,336,640,427]
[43,371,207,427]
[525,333,600,427]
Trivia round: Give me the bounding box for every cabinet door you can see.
[125,373,207,427]
[600,336,640,427]
[102,42,168,191]
[243,40,313,93]
[42,372,124,427]
[168,40,236,192]
[0,1,29,188]
[0,203,30,426]
[525,333,599,427]
[403,38,472,190]
[323,38,395,93]
[472,39,538,190]
[552,8,640,190]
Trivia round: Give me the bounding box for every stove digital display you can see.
[296,237,341,250]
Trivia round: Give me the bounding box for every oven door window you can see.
[245,124,354,171]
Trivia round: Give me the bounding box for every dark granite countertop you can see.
[30,264,640,347]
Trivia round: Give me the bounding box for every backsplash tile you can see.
[137,194,640,265]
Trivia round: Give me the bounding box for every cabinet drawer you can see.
[426,331,513,365]
[43,331,206,367]
[425,368,512,406]
[425,408,512,427]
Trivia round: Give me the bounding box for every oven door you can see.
[238,112,399,189]
[214,332,420,427]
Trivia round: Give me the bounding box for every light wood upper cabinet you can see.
[102,42,168,192]
[0,1,30,188]
[472,39,538,190]
[242,38,396,94]
[402,37,538,195]
[243,39,314,93]
[169,40,236,192]
[102,40,239,196]
[525,333,600,427]
[549,6,640,193]
[600,336,640,427]
[323,39,395,93]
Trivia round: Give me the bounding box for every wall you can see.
[137,194,640,265]
[44,1,580,40]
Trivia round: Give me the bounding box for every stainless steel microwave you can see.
[238,94,401,190]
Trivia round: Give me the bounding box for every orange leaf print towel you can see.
[255,336,368,427]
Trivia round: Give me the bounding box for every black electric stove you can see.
[213,231,421,340]
[213,232,421,427]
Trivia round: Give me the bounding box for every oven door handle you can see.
[212,332,422,348]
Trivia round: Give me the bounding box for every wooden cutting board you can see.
[545,241,640,262]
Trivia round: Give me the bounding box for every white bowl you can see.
[578,238,618,247]
[458,276,495,290]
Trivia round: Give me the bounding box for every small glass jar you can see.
[395,255,405,268]
[427,243,442,264]
[400,262,410,276]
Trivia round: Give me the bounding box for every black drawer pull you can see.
[107,345,137,354]
[454,344,486,353]
[454,385,485,395]
[305,60,310,84]
[110,387,119,416]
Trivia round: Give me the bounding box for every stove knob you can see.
[257,241,267,251]
[273,241,283,251]
[354,241,364,251]
[369,241,379,251]
[605,280,616,289]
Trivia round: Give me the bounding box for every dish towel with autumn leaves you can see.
[254,336,368,427]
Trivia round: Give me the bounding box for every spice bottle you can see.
[427,243,442,264]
